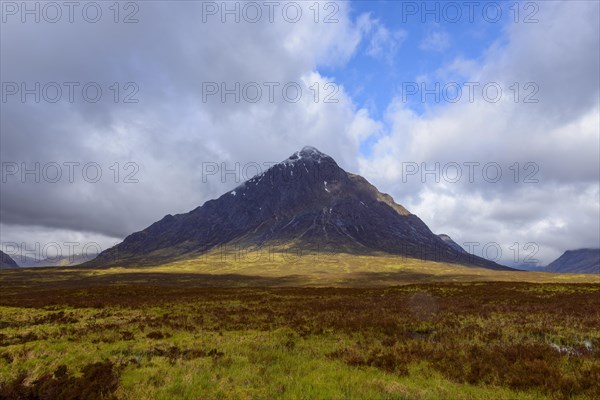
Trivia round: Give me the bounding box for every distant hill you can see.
[546,249,600,274]
[87,146,511,271]
[0,250,19,269]
[16,254,96,268]
[512,264,547,272]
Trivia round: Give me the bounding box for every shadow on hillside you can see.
[343,271,490,285]
[0,267,498,308]
[0,269,306,288]
[0,268,472,290]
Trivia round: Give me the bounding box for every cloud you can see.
[1,1,598,269]
[358,13,407,63]
[0,2,379,247]
[360,1,600,265]
[420,30,450,52]
[0,223,119,263]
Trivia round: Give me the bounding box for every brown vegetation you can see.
[0,281,599,398]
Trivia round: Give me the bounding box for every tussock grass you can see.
[0,279,599,399]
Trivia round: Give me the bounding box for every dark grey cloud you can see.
[1,2,379,258]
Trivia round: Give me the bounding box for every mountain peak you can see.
[283,146,330,165]
[87,148,511,271]
[299,145,324,156]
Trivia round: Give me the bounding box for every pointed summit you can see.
[298,145,327,158]
[87,148,511,270]
[300,145,320,153]
[281,145,333,166]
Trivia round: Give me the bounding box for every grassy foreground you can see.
[1,264,600,399]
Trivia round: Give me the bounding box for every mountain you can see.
[512,264,547,272]
[16,254,96,268]
[438,234,467,254]
[546,248,600,274]
[87,146,511,270]
[0,250,19,269]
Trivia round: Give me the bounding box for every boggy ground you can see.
[0,280,599,399]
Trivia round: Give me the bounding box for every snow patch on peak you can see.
[301,145,320,154]
[280,146,329,166]
[299,146,328,160]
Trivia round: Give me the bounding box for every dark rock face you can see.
[0,250,19,269]
[546,249,600,274]
[87,146,510,270]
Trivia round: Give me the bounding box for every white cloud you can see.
[0,223,120,263]
[360,1,600,265]
[420,30,450,52]
[358,13,407,63]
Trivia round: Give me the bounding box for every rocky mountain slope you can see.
[546,248,600,274]
[0,250,19,269]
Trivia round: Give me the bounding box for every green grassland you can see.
[1,254,599,399]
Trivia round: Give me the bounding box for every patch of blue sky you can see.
[318,0,529,155]
[319,1,524,117]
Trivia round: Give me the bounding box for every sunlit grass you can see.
[1,282,599,399]
[1,255,598,398]
[2,252,597,289]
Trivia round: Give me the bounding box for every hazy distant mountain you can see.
[546,249,600,274]
[16,254,96,268]
[0,250,19,269]
[87,146,511,271]
[512,264,547,272]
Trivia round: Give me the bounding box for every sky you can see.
[1,0,599,267]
